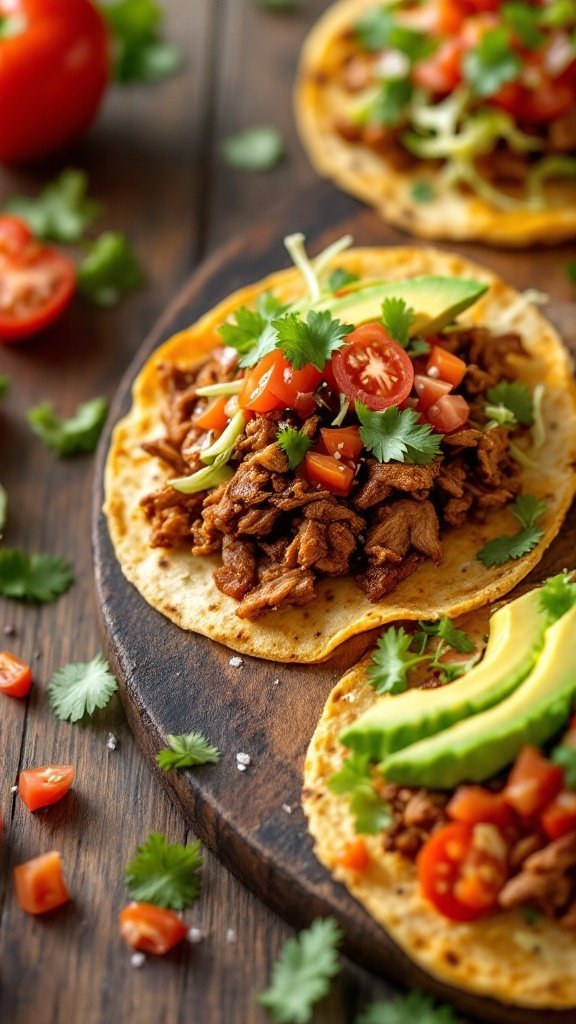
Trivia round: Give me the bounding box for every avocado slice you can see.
[316,276,489,335]
[380,603,576,789]
[341,589,546,761]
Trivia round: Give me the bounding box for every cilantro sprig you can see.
[381,297,414,348]
[27,398,108,457]
[0,549,74,602]
[538,572,576,624]
[355,7,436,62]
[552,745,576,790]
[502,2,545,48]
[485,381,534,427]
[221,125,284,172]
[77,232,143,307]
[477,494,546,567]
[274,310,352,370]
[48,654,118,722]
[367,627,428,695]
[463,26,522,97]
[257,918,342,1023]
[367,79,413,128]
[276,425,313,469]
[329,267,360,292]
[103,0,181,83]
[358,989,458,1024]
[5,169,102,243]
[156,732,220,771]
[125,832,203,910]
[329,753,393,834]
[356,404,443,465]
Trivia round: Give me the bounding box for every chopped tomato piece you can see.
[418,822,508,922]
[268,361,323,407]
[304,451,355,496]
[447,786,514,830]
[119,902,187,955]
[413,38,463,94]
[426,346,467,387]
[426,394,469,433]
[0,651,33,698]
[504,746,564,818]
[292,391,317,418]
[331,323,414,411]
[413,374,452,412]
[18,765,75,812]
[320,426,363,460]
[494,70,574,124]
[14,851,70,915]
[541,791,576,841]
[194,395,230,433]
[334,837,370,872]
[238,351,286,413]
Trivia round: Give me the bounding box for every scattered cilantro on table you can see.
[257,918,342,1023]
[356,404,443,465]
[221,126,284,172]
[101,0,181,83]
[27,398,108,457]
[485,381,534,426]
[0,549,74,602]
[5,169,103,244]
[463,26,522,97]
[48,654,118,722]
[367,627,428,695]
[567,261,576,284]
[125,832,203,910]
[357,989,458,1024]
[477,494,546,567]
[276,425,313,470]
[329,267,360,292]
[0,374,9,400]
[538,572,576,624]
[329,753,392,834]
[156,732,220,771]
[551,745,576,790]
[274,310,352,370]
[77,232,144,307]
[381,297,414,348]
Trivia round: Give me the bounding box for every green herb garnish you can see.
[357,989,458,1024]
[276,425,314,469]
[27,398,107,457]
[485,381,534,426]
[463,26,522,98]
[0,549,73,602]
[329,753,393,835]
[77,232,143,307]
[356,404,443,465]
[125,832,203,910]
[156,732,220,771]
[257,918,342,1023]
[274,310,352,370]
[5,169,102,243]
[477,494,546,567]
[410,180,435,204]
[103,0,181,83]
[329,267,360,292]
[367,627,428,695]
[221,125,284,172]
[48,654,118,722]
[381,297,414,348]
[538,573,576,624]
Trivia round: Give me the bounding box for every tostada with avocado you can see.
[295,0,576,246]
[104,235,576,662]
[303,574,576,1009]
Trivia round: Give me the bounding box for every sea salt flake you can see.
[10,785,17,793]
[237,763,247,772]
[106,732,118,751]
[282,803,293,815]
[272,678,280,686]
[131,952,146,968]
[188,927,204,945]
[229,656,243,668]
[236,752,251,766]
[226,928,237,943]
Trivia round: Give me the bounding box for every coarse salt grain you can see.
[237,763,247,772]
[10,785,17,793]
[272,678,280,686]
[106,733,118,751]
[188,927,204,944]
[236,752,251,766]
[131,952,146,968]
[229,656,243,668]
[226,928,237,943]
[282,803,292,815]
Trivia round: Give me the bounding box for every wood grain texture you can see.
[95,183,576,1024]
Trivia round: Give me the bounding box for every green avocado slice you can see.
[380,603,576,789]
[341,589,546,761]
[316,276,489,335]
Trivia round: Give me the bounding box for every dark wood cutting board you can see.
[93,183,576,1024]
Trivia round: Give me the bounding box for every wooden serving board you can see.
[93,184,576,1024]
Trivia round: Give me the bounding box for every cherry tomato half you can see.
[194,396,230,433]
[0,215,76,342]
[418,822,508,922]
[504,746,564,818]
[413,374,453,412]
[19,765,75,812]
[238,351,287,413]
[0,650,33,698]
[0,0,110,165]
[14,851,70,915]
[331,323,414,411]
[119,902,188,955]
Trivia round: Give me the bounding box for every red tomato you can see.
[14,851,70,915]
[18,765,75,812]
[504,746,564,818]
[493,71,575,124]
[0,215,76,343]
[413,374,453,412]
[447,786,514,830]
[334,837,370,872]
[320,426,363,460]
[426,394,469,433]
[119,902,187,955]
[541,791,576,841]
[0,0,109,165]
[331,323,414,411]
[0,650,33,698]
[304,452,355,496]
[268,361,323,408]
[238,351,286,413]
[194,396,230,433]
[418,822,508,921]
[413,38,464,94]
[426,346,467,387]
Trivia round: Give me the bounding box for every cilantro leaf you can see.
[369,79,413,128]
[410,180,435,204]
[5,169,103,243]
[416,617,476,655]
[541,0,576,27]
[356,404,443,465]
[77,232,143,307]
[567,261,576,284]
[257,918,342,1023]
[328,752,372,795]
[350,788,393,834]
[551,745,576,790]
[538,573,576,624]
[0,549,73,602]
[0,374,9,400]
[156,732,220,771]
[381,297,414,348]
[355,7,395,51]
[276,425,313,470]
[221,125,284,172]
[274,310,352,371]
[329,267,360,292]
[256,291,287,319]
[406,337,430,358]
[125,832,203,910]
[355,7,435,61]
[463,26,522,97]
[103,0,181,83]
[27,398,107,457]
[0,484,7,533]
[485,381,534,426]
[502,2,545,48]
[367,627,428,694]
[219,307,267,358]
[48,654,118,722]
[512,493,547,529]
[357,989,458,1024]
[476,494,546,567]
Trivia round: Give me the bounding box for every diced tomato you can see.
[119,902,187,955]
[418,822,508,922]
[334,837,370,872]
[238,351,286,413]
[268,361,323,408]
[493,70,575,124]
[18,765,75,812]
[320,426,363,460]
[447,786,514,830]
[504,746,564,818]
[413,38,463,94]
[331,323,414,411]
[0,651,33,698]
[541,791,576,841]
[194,395,230,433]
[413,374,453,412]
[426,394,470,433]
[435,0,468,34]
[293,391,317,418]
[14,851,70,915]
[426,346,467,387]
[304,452,355,496]
[459,11,499,47]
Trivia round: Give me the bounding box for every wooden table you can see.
[0,2,408,1020]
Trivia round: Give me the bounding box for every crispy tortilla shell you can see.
[104,246,576,663]
[295,0,576,247]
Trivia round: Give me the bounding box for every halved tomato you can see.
[331,323,414,411]
[541,791,576,841]
[0,651,32,698]
[504,746,564,818]
[238,351,286,413]
[426,346,467,387]
[447,786,514,830]
[18,765,75,812]
[14,851,70,915]
[320,426,363,460]
[426,394,469,433]
[194,395,230,433]
[418,822,508,921]
[119,902,187,955]
[304,451,355,496]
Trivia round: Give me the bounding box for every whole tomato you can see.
[0,0,110,165]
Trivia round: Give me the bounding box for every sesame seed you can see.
[226,928,237,943]
[187,927,204,944]
[131,953,146,968]
[333,451,341,460]
[106,733,118,751]
[229,656,243,668]
[236,752,251,766]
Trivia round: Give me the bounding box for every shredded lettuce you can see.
[170,462,234,495]
[526,155,576,203]
[200,410,247,465]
